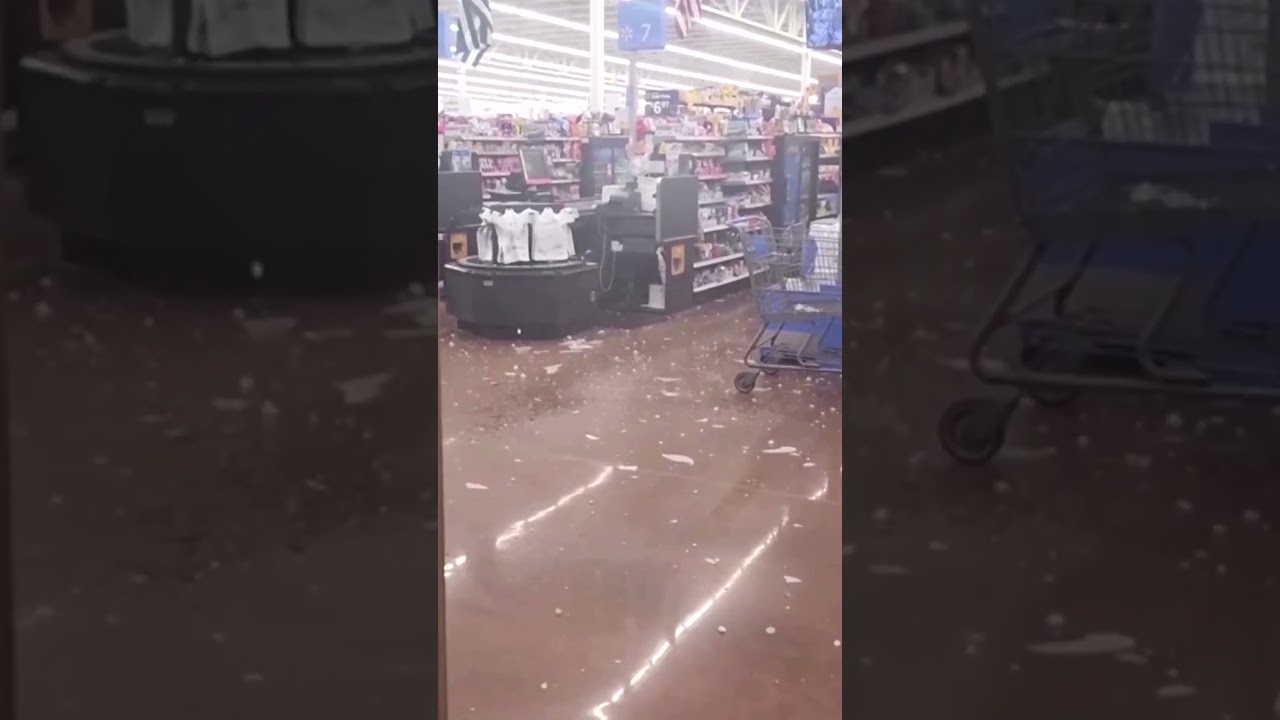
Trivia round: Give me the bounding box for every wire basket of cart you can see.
[731,216,842,394]
[939,0,1280,464]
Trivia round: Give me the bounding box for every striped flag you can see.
[672,0,702,38]
[457,0,494,67]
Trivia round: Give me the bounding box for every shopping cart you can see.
[731,217,842,393]
[939,0,1280,464]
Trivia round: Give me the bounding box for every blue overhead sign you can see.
[438,11,457,59]
[617,0,668,52]
[805,0,841,50]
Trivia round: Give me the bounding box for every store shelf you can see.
[693,273,750,293]
[848,21,971,63]
[846,69,1042,139]
[698,175,728,182]
[693,252,744,269]
[725,178,772,187]
[481,171,511,178]
[699,198,727,206]
[723,156,772,163]
[473,151,518,157]
[684,151,727,158]
[551,158,577,164]
[820,154,841,161]
[664,135,775,143]
[700,224,733,234]
[736,201,772,210]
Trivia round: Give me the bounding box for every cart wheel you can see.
[762,368,779,376]
[1025,385,1076,409]
[734,372,758,394]
[938,398,1007,466]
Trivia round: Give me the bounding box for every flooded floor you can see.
[2,179,440,718]
[438,302,843,719]
[848,144,1280,719]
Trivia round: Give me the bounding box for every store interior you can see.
[849,2,1280,720]
[437,2,843,718]
[2,3,441,719]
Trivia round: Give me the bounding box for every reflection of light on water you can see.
[494,466,615,548]
[587,509,790,719]
[445,466,615,582]
[807,473,830,502]
[443,554,468,579]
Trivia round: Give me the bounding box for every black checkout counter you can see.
[438,170,703,338]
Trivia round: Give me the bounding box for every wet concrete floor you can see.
[438,301,843,719]
[4,179,441,719]
[848,144,1280,719]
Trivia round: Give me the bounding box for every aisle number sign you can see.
[617,0,668,51]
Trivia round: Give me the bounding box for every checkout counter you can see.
[439,145,704,338]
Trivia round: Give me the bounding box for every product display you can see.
[441,114,628,201]
[439,75,840,329]
[847,0,1040,139]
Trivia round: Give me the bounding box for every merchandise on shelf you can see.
[693,158,726,180]
[848,41,981,125]
[850,0,967,43]
[692,234,744,265]
[698,204,732,231]
[693,259,751,293]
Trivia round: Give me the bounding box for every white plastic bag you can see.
[531,208,578,262]
[498,210,536,264]
[294,0,415,47]
[187,0,291,57]
[477,210,498,262]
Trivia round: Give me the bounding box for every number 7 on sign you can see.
[617,0,667,51]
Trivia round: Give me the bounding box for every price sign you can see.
[617,0,667,52]
[644,89,681,117]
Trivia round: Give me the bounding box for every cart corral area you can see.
[848,141,1280,718]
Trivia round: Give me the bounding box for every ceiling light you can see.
[633,61,798,97]
[439,85,588,107]
[442,74,589,98]
[486,32,799,97]
[441,59,631,92]
[482,56,692,91]
[489,4,811,83]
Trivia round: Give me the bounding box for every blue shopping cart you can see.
[939,0,1280,464]
[731,217,842,394]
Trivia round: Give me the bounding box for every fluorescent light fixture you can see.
[488,33,799,97]
[441,59,630,92]
[632,61,799,97]
[441,74,589,98]
[483,53,693,90]
[488,3,813,83]
[439,86,588,107]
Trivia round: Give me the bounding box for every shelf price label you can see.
[617,0,667,52]
[645,89,681,117]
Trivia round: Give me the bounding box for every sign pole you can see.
[627,56,638,145]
